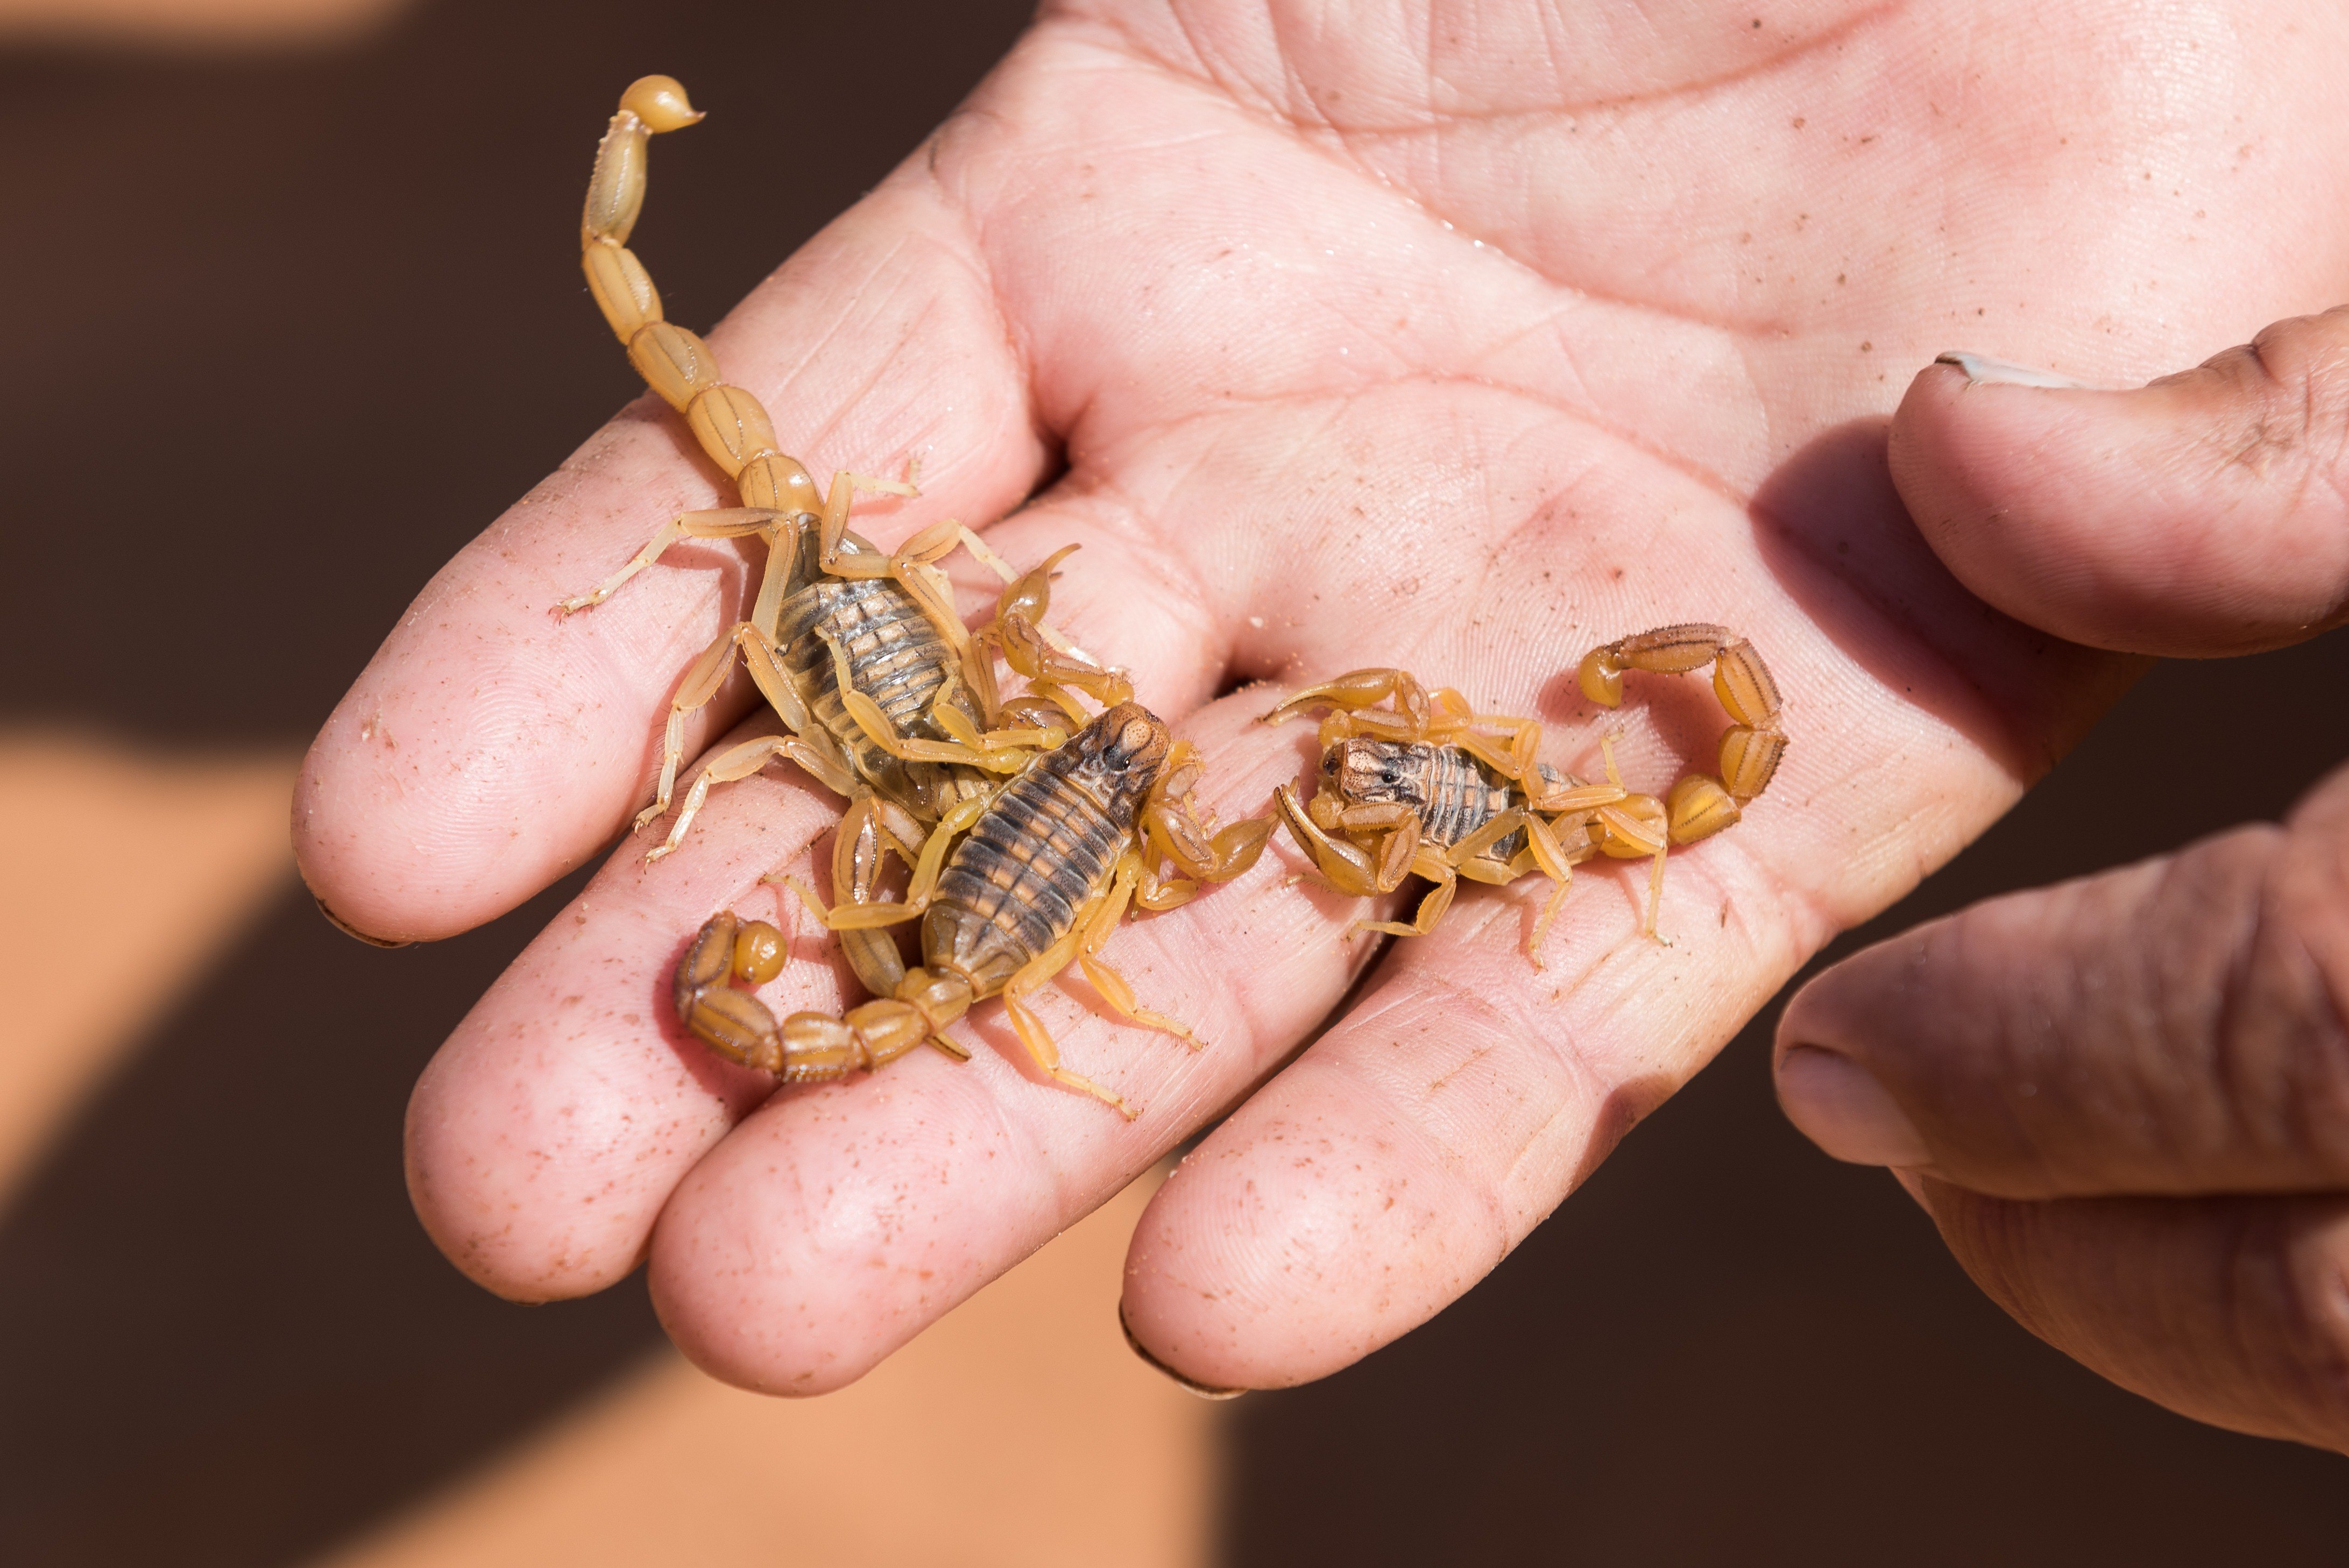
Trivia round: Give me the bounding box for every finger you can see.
[402,714,834,1300]
[1116,820,1813,1387]
[294,147,1048,943]
[1891,308,2349,657]
[1117,560,2011,1389]
[1774,762,2349,1199]
[1912,1176,2349,1453]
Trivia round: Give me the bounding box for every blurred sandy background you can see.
[1,0,2344,1563]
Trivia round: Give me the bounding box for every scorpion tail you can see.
[579,76,822,519]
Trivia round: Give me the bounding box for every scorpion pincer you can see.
[557,75,1129,998]
[675,705,1275,1118]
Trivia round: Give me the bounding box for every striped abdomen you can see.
[773,571,987,812]
[1324,737,1522,857]
[924,704,1165,999]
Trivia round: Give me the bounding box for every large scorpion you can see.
[1264,625,1786,952]
[677,705,1272,1117]
[558,75,1135,1010]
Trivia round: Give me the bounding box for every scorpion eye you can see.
[1104,717,1156,768]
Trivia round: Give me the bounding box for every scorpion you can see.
[1263,625,1786,950]
[559,75,1130,1003]
[676,704,1273,1117]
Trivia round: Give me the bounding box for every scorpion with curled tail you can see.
[676,705,1275,1118]
[1265,626,1786,948]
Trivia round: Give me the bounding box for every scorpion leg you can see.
[1351,846,1459,941]
[1447,707,1551,786]
[829,792,912,998]
[1001,932,1137,1118]
[553,508,783,615]
[1579,735,1673,940]
[646,730,854,862]
[1074,852,1204,1051]
[812,469,920,569]
[636,615,852,840]
[774,790,991,931]
[925,671,1066,754]
[1519,813,1591,967]
[1405,808,1580,960]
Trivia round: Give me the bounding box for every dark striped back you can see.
[924,704,1166,997]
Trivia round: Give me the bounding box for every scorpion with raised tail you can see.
[559,75,1136,1005]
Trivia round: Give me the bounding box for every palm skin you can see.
[295,0,2349,1393]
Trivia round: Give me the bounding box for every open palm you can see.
[295,0,2349,1392]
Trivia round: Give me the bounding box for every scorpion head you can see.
[1321,736,1430,812]
[1060,701,1171,815]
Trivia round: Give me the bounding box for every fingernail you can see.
[314,895,415,949]
[1118,1302,1248,1401]
[1775,1045,1930,1167]
[1934,350,2092,389]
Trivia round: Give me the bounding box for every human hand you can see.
[295,0,2349,1393]
[1778,306,2349,1450]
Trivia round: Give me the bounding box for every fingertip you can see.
[1115,1299,1250,1400]
[1892,312,2349,657]
[641,1064,1066,1399]
[1119,1059,1499,1390]
[1119,1163,1299,1391]
[294,675,574,945]
[293,723,426,946]
[1772,1044,1932,1167]
[402,1031,657,1303]
[645,1230,861,1397]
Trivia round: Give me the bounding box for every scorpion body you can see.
[766,523,990,825]
[934,728,1159,996]
[678,705,1274,1116]
[1319,736,1547,864]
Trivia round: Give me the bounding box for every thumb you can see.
[1891,307,2349,657]
[1773,761,2349,1200]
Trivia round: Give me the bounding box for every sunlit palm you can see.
[296,0,2349,1390]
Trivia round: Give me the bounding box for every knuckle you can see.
[2227,1202,2349,1443]
[2228,310,2349,524]
[2233,833,2349,1173]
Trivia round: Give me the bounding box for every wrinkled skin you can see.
[1780,303,2349,1452]
[297,0,2349,1397]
